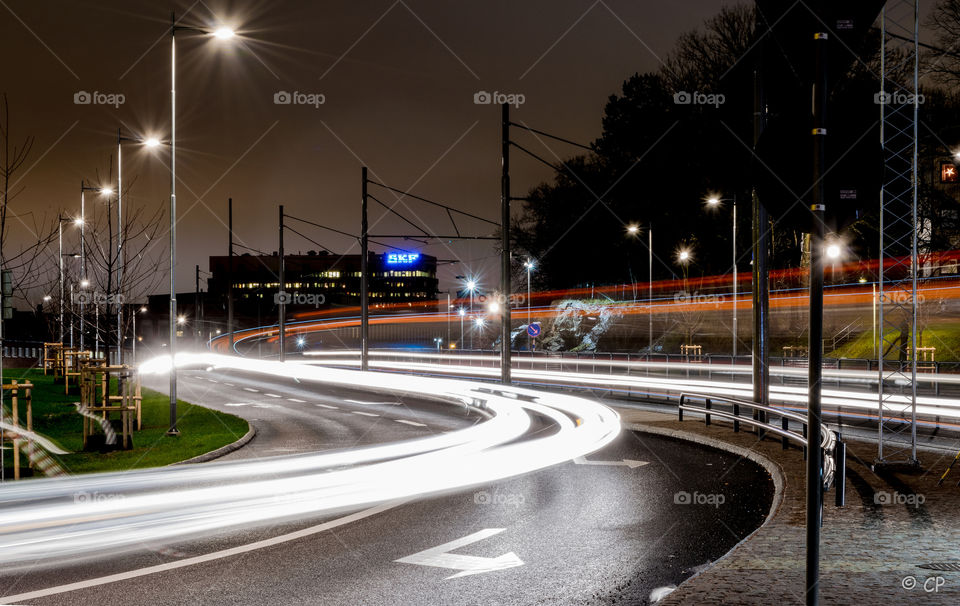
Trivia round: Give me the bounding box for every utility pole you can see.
[195,264,200,348]
[500,103,511,385]
[361,167,369,371]
[752,62,770,428]
[278,204,286,362]
[806,28,829,606]
[227,198,234,354]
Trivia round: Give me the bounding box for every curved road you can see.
[1,369,773,605]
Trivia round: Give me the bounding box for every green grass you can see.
[829,321,960,362]
[2,369,249,475]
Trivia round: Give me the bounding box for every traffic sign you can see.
[526,323,541,337]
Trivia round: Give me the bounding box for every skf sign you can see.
[386,252,420,264]
[941,162,958,183]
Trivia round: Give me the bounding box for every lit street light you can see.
[704,193,738,358]
[523,259,535,350]
[166,13,240,436]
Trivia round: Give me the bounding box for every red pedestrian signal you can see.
[942,162,958,183]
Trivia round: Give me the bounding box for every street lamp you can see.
[116,128,164,365]
[78,183,110,352]
[57,216,82,344]
[458,306,465,347]
[523,259,535,350]
[705,194,738,358]
[132,306,147,362]
[433,337,443,351]
[166,14,239,436]
[464,277,478,349]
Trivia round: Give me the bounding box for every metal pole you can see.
[59,221,64,343]
[278,204,286,362]
[527,264,531,351]
[806,28,829,606]
[731,194,739,364]
[167,12,179,436]
[648,226,653,354]
[80,185,85,352]
[500,103,512,384]
[446,293,451,349]
[227,198,234,354]
[752,64,770,414]
[69,283,74,349]
[361,167,369,371]
[132,309,136,362]
[117,128,123,365]
[195,264,200,348]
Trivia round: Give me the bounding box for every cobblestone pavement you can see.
[614,407,960,605]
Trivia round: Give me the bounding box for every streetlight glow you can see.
[100,187,114,196]
[458,307,466,316]
[626,224,640,235]
[80,279,90,288]
[826,244,841,259]
[177,315,187,325]
[475,318,485,328]
[465,280,477,292]
[144,137,162,148]
[43,295,52,302]
[212,27,235,39]
[488,300,500,314]
[678,249,691,263]
[707,197,720,206]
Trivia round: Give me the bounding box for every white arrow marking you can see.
[395,528,523,579]
[573,456,648,468]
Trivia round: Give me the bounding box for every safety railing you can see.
[678,391,845,506]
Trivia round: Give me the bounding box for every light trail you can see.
[0,354,620,569]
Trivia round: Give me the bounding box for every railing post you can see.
[802,422,808,460]
[834,436,846,507]
[782,415,789,450]
[733,402,740,433]
[678,394,684,422]
[704,398,711,426]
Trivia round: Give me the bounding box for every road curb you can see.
[621,421,787,595]
[171,424,257,466]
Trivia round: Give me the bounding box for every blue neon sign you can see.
[386,252,420,265]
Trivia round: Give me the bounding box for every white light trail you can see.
[0,354,620,569]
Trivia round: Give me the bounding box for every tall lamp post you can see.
[626,223,653,354]
[58,217,83,343]
[116,130,161,364]
[706,195,738,358]
[464,278,477,350]
[78,183,110,351]
[523,260,535,351]
[167,14,236,436]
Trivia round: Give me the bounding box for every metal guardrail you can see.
[678,392,845,507]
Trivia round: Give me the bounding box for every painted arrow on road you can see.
[573,456,648,468]
[395,528,523,579]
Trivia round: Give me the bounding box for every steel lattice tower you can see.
[876,0,920,466]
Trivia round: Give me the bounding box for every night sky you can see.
[4,0,742,301]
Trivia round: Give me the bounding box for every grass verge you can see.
[2,368,249,476]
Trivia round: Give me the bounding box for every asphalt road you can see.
[1,370,773,605]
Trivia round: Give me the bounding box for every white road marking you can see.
[287,398,306,403]
[208,379,218,383]
[243,388,259,393]
[395,528,523,579]
[315,404,338,409]
[573,456,648,469]
[224,383,235,387]
[264,393,282,398]
[224,403,252,407]
[253,404,275,409]
[0,501,404,603]
[345,399,400,406]
[352,411,379,417]
[394,419,427,427]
